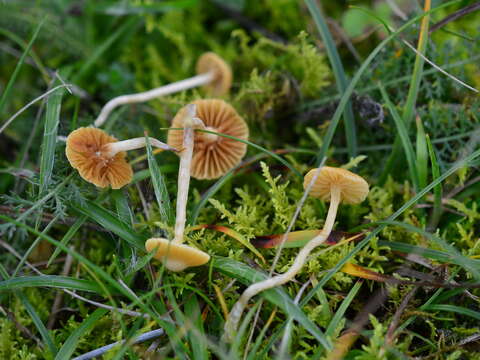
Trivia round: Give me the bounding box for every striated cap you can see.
[145,238,210,272]
[196,52,232,96]
[303,166,369,204]
[167,99,249,180]
[65,127,133,189]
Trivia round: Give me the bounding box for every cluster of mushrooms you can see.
[64,52,370,341]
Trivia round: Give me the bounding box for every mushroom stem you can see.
[223,186,341,342]
[94,71,215,128]
[173,104,198,244]
[101,137,178,158]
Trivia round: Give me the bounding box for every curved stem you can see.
[101,137,178,158]
[94,72,215,127]
[173,104,197,244]
[223,186,341,341]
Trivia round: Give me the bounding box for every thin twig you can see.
[429,2,480,33]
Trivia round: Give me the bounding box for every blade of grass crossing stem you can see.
[164,128,303,180]
[426,134,443,229]
[379,0,431,184]
[39,84,64,195]
[325,280,362,337]
[313,0,454,167]
[55,308,108,360]
[379,83,419,190]
[300,146,480,311]
[416,116,428,190]
[145,135,174,226]
[304,0,357,158]
[18,291,57,356]
[0,18,45,115]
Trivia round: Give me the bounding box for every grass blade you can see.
[73,199,147,250]
[184,294,209,360]
[304,0,357,158]
[425,304,480,320]
[47,215,87,267]
[18,291,57,356]
[166,128,303,180]
[145,135,174,226]
[325,280,362,337]
[0,18,45,115]
[39,84,64,195]
[379,83,419,190]
[426,134,443,229]
[416,116,428,190]
[55,308,108,360]
[0,275,111,293]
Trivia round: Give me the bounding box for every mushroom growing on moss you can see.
[167,99,249,180]
[223,166,369,341]
[66,127,177,189]
[145,104,210,272]
[94,52,232,127]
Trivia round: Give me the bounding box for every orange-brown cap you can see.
[196,52,232,96]
[145,238,210,272]
[66,127,133,189]
[167,99,249,180]
[303,167,369,204]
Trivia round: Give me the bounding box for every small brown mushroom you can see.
[94,52,232,127]
[224,166,370,341]
[145,238,210,272]
[66,127,176,189]
[195,52,232,96]
[167,99,249,180]
[146,104,210,272]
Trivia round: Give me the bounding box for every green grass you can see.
[1,0,480,358]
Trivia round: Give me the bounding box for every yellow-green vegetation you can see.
[1,0,480,359]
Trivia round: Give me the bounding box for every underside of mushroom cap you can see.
[196,52,232,96]
[66,127,133,189]
[145,238,210,272]
[167,99,249,180]
[303,166,369,204]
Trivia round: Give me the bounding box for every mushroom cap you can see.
[303,166,369,204]
[196,52,232,96]
[65,127,133,189]
[167,99,249,180]
[145,238,210,272]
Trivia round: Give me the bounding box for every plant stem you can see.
[173,104,197,244]
[102,137,177,158]
[94,72,214,127]
[223,186,341,341]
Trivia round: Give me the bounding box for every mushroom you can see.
[66,127,176,189]
[223,166,369,341]
[145,104,210,271]
[167,99,249,180]
[94,52,232,127]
